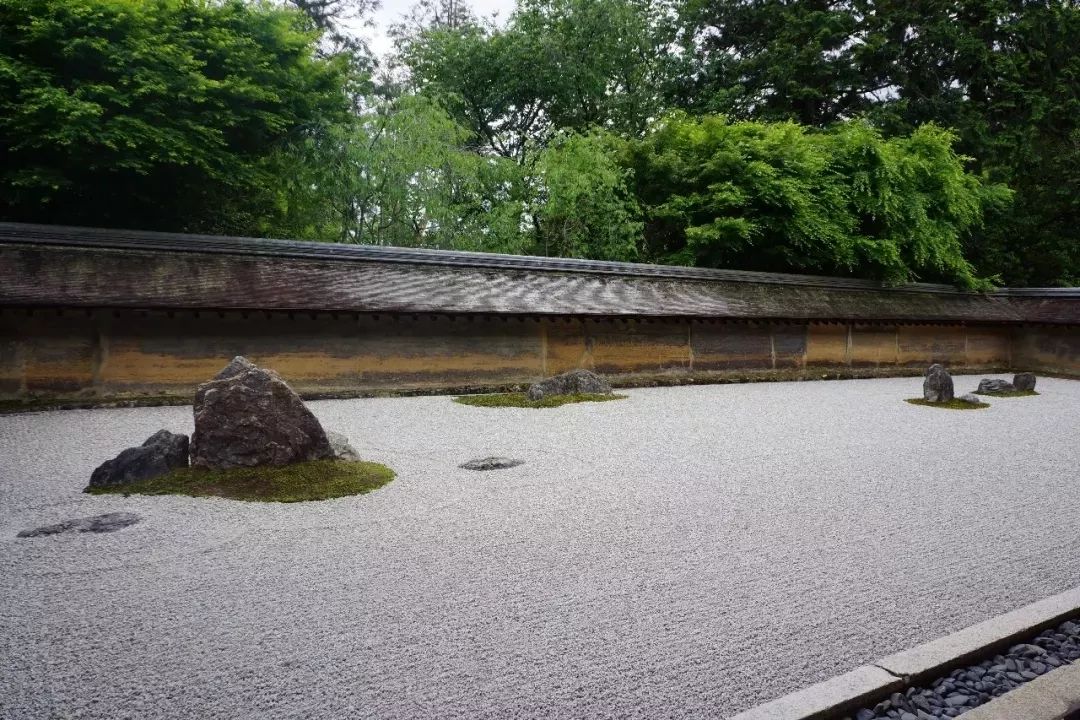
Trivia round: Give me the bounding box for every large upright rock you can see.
[923,364,954,403]
[88,430,189,488]
[1013,372,1037,391]
[190,357,332,469]
[526,369,613,402]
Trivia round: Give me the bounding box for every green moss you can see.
[454,392,627,408]
[85,459,395,503]
[905,398,990,410]
[974,389,1040,398]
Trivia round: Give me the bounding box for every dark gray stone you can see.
[922,364,954,402]
[526,369,612,402]
[957,393,983,405]
[88,429,189,488]
[977,378,1015,393]
[327,431,360,462]
[190,357,332,469]
[1013,372,1037,391]
[460,457,525,471]
[17,512,140,538]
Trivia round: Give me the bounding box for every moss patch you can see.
[905,398,990,410]
[85,459,395,503]
[974,389,1040,398]
[454,392,627,408]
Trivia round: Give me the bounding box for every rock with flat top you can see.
[190,356,332,469]
[526,369,612,402]
[978,378,1014,394]
[958,393,983,405]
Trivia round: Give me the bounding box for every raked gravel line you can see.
[1,375,1079,720]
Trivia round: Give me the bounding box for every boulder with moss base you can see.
[923,364,954,403]
[526,369,613,402]
[190,356,332,469]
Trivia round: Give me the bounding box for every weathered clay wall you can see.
[4,308,1070,405]
[1011,326,1080,376]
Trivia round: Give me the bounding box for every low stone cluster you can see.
[977,372,1037,394]
[526,368,613,401]
[846,619,1080,720]
[87,356,358,489]
[921,365,1038,404]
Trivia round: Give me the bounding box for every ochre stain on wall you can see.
[850,324,899,367]
[692,323,773,370]
[0,308,1075,403]
[805,324,849,366]
[897,325,967,366]
[1012,327,1080,374]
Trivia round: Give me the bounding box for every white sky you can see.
[359,0,517,60]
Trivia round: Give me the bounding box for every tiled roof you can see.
[0,222,1076,324]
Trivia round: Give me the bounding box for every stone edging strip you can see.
[960,661,1080,720]
[730,586,1080,720]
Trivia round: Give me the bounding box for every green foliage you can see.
[401,0,670,163]
[85,459,395,502]
[673,0,1080,286]
[0,0,351,234]
[534,131,642,260]
[271,94,529,250]
[454,392,627,408]
[626,115,1006,287]
[974,389,1039,398]
[905,398,989,410]
[674,0,868,126]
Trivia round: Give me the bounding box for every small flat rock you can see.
[957,393,983,404]
[327,431,360,462]
[526,369,612,402]
[18,512,140,538]
[977,378,1014,393]
[459,457,525,471]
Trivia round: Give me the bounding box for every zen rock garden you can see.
[455,368,624,408]
[911,364,1039,409]
[81,356,393,503]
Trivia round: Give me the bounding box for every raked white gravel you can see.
[1,374,1079,719]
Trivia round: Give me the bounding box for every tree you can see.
[624,114,1008,287]
[0,0,352,235]
[533,131,642,260]
[400,0,673,165]
[672,0,1080,286]
[274,94,529,251]
[672,0,871,126]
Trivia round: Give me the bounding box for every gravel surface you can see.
[2,374,1079,720]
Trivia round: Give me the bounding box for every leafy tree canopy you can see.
[0,0,352,234]
[626,115,1009,288]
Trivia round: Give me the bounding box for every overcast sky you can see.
[359,0,517,60]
